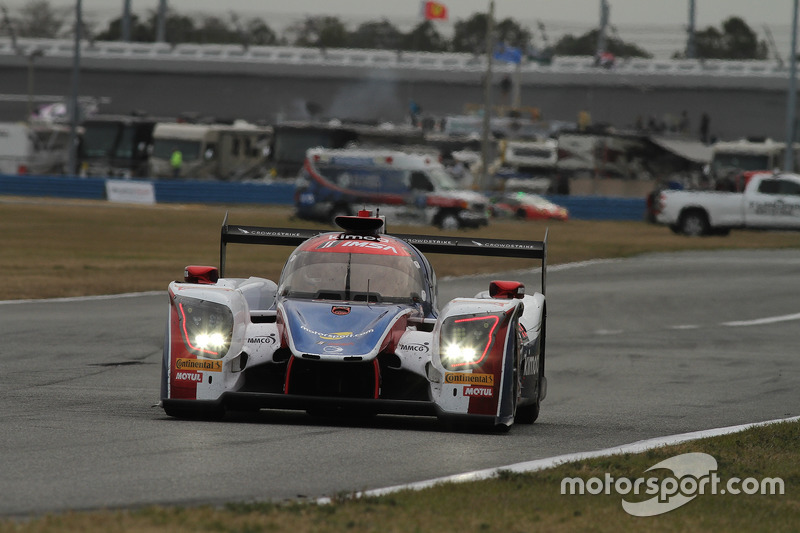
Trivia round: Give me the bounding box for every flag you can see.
[422,1,448,21]
[493,43,523,64]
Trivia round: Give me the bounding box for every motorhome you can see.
[709,138,800,182]
[0,121,71,175]
[78,114,163,177]
[555,131,648,178]
[149,121,273,180]
[441,114,552,140]
[493,138,559,192]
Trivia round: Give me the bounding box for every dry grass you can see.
[3,197,800,300]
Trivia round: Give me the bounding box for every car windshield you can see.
[81,123,119,158]
[519,194,549,207]
[278,246,425,304]
[427,167,459,190]
[712,153,771,173]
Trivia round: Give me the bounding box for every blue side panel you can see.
[0,174,107,200]
[0,174,295,205]
[544,195,646,221]
[154,180,295,205]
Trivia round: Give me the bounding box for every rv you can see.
[149,121,273,180]
[78,114,163,177]
[0,121,71,175]
[709,138,800,181]
[556,131,648,179]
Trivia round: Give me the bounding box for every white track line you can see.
[318,415,800,504]
[0,291,161,305]
[721,312,800,327]
[3,258,618,304]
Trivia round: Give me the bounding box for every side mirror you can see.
[184,265,219,284]
[489,280,525,299]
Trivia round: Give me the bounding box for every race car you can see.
[160,210,548,431]
[491,192,569,221]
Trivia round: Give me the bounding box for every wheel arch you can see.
[678,206,711,235]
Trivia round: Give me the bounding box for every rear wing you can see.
[395,230,548,296]
[220,214,548,295]
[219,213,324,277]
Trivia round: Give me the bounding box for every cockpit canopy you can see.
[278,234,428,306]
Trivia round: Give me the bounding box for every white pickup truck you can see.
[654,172,800,236]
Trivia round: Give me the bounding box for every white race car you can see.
[160,211,548,431]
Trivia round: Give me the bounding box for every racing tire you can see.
[515,393,540,424]
[495,330,522,433]
[516,314,545,424]
[679,210,709,236]
[494,423,512,433]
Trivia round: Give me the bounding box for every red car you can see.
[492,193,569,221]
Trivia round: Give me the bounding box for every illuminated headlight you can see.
[175,296,234,359]
[439,314,499,370]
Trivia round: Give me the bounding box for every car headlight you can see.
[175,296,233,359]
[439,314,500,370]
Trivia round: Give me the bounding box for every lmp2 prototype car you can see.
[160,211,548,431]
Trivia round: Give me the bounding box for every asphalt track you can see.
[1,249,798,517]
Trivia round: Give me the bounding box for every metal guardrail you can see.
[0,37,791,79]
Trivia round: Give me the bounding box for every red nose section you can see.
[489,280,525,299]
[184,265,219,284]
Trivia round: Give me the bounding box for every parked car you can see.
[491,192,569,221]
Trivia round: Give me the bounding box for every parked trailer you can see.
[0,121,71,176]
[78,114,164,178]
[709,138,800,183]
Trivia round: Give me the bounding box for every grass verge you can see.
[2,420,797,532]
[3,198,800,300]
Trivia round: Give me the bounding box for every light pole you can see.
[121,0,131,42]
[686,0,697,59]
[67,0,82,176]
[26,48,44,120]
[785,0,798,172]
[479,1,495,192]
[597,0,609,56]
[156,0,167,43]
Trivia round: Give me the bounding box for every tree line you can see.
[1,0,769,61]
